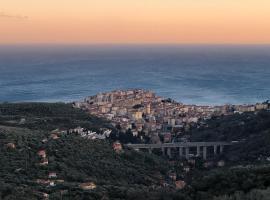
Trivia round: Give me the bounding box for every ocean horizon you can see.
[0,44,270,105]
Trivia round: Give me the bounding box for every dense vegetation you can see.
[0,126,176,199]
[0,102,112,132]
[1,103,270,199]
[190,110,270,163]
[188,165,270,199]
[0,103,177,199]
[214,187,270,200]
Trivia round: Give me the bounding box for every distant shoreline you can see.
[1,98,269,107]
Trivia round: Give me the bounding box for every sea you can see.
[0,44,270,105]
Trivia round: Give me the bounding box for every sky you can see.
[1,0,270,44]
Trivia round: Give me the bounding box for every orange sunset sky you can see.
[1,0,270,44]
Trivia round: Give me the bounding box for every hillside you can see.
[0,125,178,199]
[0,102,113,132]
[0,103,179,200]
[189,110,270,163]
[1,103,270,200]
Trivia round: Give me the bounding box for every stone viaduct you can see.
[125,142,232,160]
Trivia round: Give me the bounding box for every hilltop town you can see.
[74,89,269,143]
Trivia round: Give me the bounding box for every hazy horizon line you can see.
[1,42,270,46]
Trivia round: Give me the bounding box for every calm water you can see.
[0,44,270,105]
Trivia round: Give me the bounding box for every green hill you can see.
[189,110,270,163]
[0,103,179,200]
[1,103,270,200]
[0,125,176,199]
[0,102,114,132]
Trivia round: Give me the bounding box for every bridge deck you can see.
[125,142,231,149]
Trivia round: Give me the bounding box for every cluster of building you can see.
[34,128,100,199]
[74,89,269,143]
[69,127,112,140]
[40,127,112,143]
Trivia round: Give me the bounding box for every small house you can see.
[6,143,16,149]
[42,138,48,143]
[36,179,50,185]
[50,133,59,140]
[175,180,186,190]
[217,160,225,167]
[42,193,49,199]
[39,158,48,166]
[48,172,57,179]
[113,141,122,152]
[37,150,46,158]
[79,182,96,190]
[168,172,177,181]
[49,181,55,187]
[183,166,190,173]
